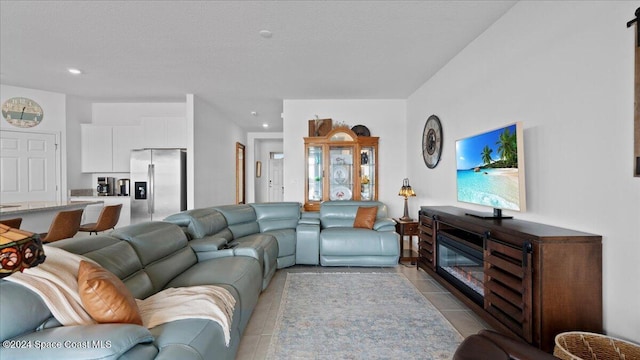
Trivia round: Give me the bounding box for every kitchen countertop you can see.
[0,200,103,216]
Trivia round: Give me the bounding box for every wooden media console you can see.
[418,206,602,352]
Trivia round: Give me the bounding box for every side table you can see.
[395,218,419,264]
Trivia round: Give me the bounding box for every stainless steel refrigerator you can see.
[130,149,186,224]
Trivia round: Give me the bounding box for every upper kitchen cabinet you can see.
[81,125,113,173]
[304,128,379,211]
[112,126,143,172]
[141,117,187,148]
[81,124,143,173]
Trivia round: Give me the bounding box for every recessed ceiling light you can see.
[262,123,269,128]
[251,111,258,116]
[259,30,272,39]
[67,68,83,75]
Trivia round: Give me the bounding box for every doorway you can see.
[236,142,245,204]
[268,152,284,202]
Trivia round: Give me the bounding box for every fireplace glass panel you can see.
[436,234,484,305]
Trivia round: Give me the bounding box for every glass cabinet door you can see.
[328,146,354,201]
[360,146,375,201]
[307,145,323,202]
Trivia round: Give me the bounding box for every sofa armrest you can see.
[0,324,154,360]
[189,236,227,252]
[298,217,320,225]
[295,223,320,265]
[301,211,320,220]
[373,218,396,231]
[194,248,235,262]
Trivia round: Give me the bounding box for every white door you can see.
[268,158,284,202]
[0,130,58,203]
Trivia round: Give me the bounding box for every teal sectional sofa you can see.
[0,200,399,360]
[0,221,262,359]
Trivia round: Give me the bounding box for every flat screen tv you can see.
[455,122,526,219]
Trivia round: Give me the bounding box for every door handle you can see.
[148,164,155,214]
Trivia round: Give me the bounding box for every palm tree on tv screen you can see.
[481,145,493,165]
[496,128,518,167]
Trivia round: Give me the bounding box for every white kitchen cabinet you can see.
[141,117,187,148]
[82,119,185,173]
[112,126,143,172]
[81,124,113,172]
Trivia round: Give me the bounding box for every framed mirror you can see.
[236,142,246,204]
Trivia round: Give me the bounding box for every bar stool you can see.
[0,217,22,229]
[78,204,122,235]
[40,209,84,243]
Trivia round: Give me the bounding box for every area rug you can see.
[266,272,464,359]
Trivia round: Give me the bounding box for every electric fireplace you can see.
[436,231,484,305]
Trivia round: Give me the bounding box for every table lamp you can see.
[0,224,46,278]
[398,178,416,221]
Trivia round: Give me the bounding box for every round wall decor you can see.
[351,125,370,137]
[422,115,443,169]
[2,97,44,128]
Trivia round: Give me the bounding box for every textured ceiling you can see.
[0,1,516,132]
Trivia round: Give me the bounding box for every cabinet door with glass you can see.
[304,128,379,211]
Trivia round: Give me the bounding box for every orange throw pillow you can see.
[354,206,378,229]
[77,260,142,325]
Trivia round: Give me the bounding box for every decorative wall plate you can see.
[2,97,44,128]
[332,165,349,184]
[351,125,370,137]
[330,186,352,200]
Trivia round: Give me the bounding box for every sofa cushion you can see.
[150,319,240,360]
[262,228,296,258]
[251,202,301,232]
[213,205,260,239]
[0,280,52,341]
[166,256,262,333]
[354,206,378,229]
[320,201,389,229]
[50,235,154,299]
[164,208,229,239]
[111,222,197,296]
[320,228,399,256]
[78,261,143,325]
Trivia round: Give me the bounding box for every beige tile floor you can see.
[235,263,492,360]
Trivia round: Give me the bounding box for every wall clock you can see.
[422,115,443,169]
[1,97,44,128]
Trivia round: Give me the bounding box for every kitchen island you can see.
[0,200,102,233]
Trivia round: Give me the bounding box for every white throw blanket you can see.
[6,245,236,346]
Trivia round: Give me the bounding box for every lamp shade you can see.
[0,224,46,278]
[398,178,416,198]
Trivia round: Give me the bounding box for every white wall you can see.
[91,102,185,125]
[282,99,407,217]
[192,95,245,207]
[406,1,639,342]
[0,84,67,200]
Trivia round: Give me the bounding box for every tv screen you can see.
[456,122,526,218]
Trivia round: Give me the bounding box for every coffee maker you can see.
[117,178,130,196]
[97,176,116,196]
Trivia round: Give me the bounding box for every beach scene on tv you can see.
[456,123,522,211]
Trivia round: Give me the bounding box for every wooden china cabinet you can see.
[304,128,379,211]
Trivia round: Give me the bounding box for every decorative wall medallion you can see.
[422,115,443,169]
[2,97,44,128]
